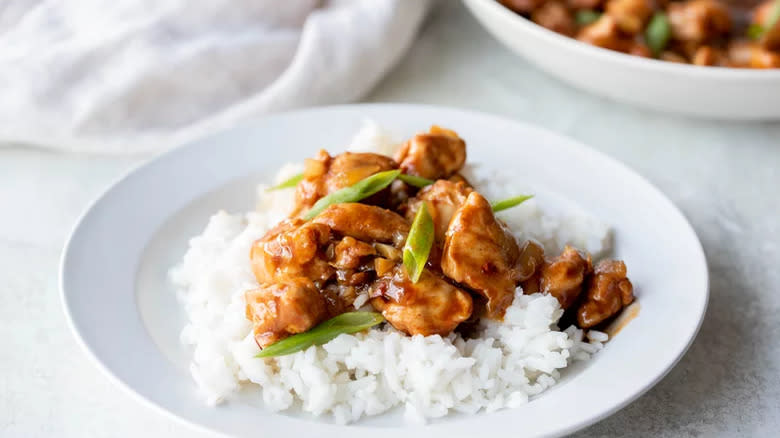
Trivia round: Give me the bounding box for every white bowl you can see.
[463,0,780,120]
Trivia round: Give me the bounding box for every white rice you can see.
[169,122,611,424]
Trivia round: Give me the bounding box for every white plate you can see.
[61,104,708,438]
[463,0,780,120]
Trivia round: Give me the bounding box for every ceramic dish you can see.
[60,104,708,437]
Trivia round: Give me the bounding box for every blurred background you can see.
[1,0,778,437]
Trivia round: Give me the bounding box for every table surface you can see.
[2,2,779,437]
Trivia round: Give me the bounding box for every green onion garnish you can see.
[645,12,671,56]
[303,170,401,220]
[491,195,533,212]
[267,173,303,191]
[397,174,435,188]
[748,23,765,40]
[256,312,385,358]
[402,202,434,283]
[576,10,601,26]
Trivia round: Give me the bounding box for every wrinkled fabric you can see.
[0,0,431,153]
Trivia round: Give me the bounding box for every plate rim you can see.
[60,103,710,438]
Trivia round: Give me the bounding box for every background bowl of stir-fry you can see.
[463,0,780,119]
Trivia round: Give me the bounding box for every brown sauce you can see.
[604,301,641,338]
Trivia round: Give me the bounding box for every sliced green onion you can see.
[303,169,401,220]
[576,10,601,26]
[645,12,671,56]
[491,195,533,212]
[748,23,766,40]
[397,173,435,188]
[267,173,303,191]
[256,312,384,358]
[403,202,434,283]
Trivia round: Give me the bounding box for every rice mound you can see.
[169,121,610,424]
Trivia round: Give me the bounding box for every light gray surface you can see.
[1,2,778,437]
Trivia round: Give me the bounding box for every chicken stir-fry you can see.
[500,0,780,68]
[245,126,635,349]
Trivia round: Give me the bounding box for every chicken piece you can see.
[331,236,376,270]
[749,47,780,68]
[292,150,397,216]
[405,180,473,243]
[540,245,593,309]
[605,0,652,35]
[532,1,576,36]
[727,41,753,67]
[370,266,473,336]
[577,21,650,57]
[577,15,627,51]
[245,278,328,348]
[448,173,473,187]
[311,203,410,246]
[669,39,704,59]
[441,192,521,318]
[660,50,690,63]
[754,0,780,51]
[516,240,546,287]
[692,45,725,66]
[726,41,780,68]
[667,0,731,44]
[500,0,545,14]
[250,219,334,285]
[568,0,603,10]
[395,126,467,180]
[577,260,634,328]
[626,42,653,57]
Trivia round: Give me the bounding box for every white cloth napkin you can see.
[0,0,431,153]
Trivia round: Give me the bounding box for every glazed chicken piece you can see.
[577,260,634,328]
[250,219,334,286]
[441,192,521,318]
[667,0,731,44]
[516,240,546,288]
[500,0,545,14]
[292,150,397,217]
[532,1,576,36]
[404,180,473,243]
[577,15,628,51]
[660,51,689,63]
[370,266,473,336]
[727,41,780,68]
[605,0,652,35]
[311,203,410,246]
[568,0,603,10]
[447,173,472,187]
[395,126,467,180]
[692,45,726,66]
[748,48,780,68]
[538,245,592,309]
[245,278,328,348]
